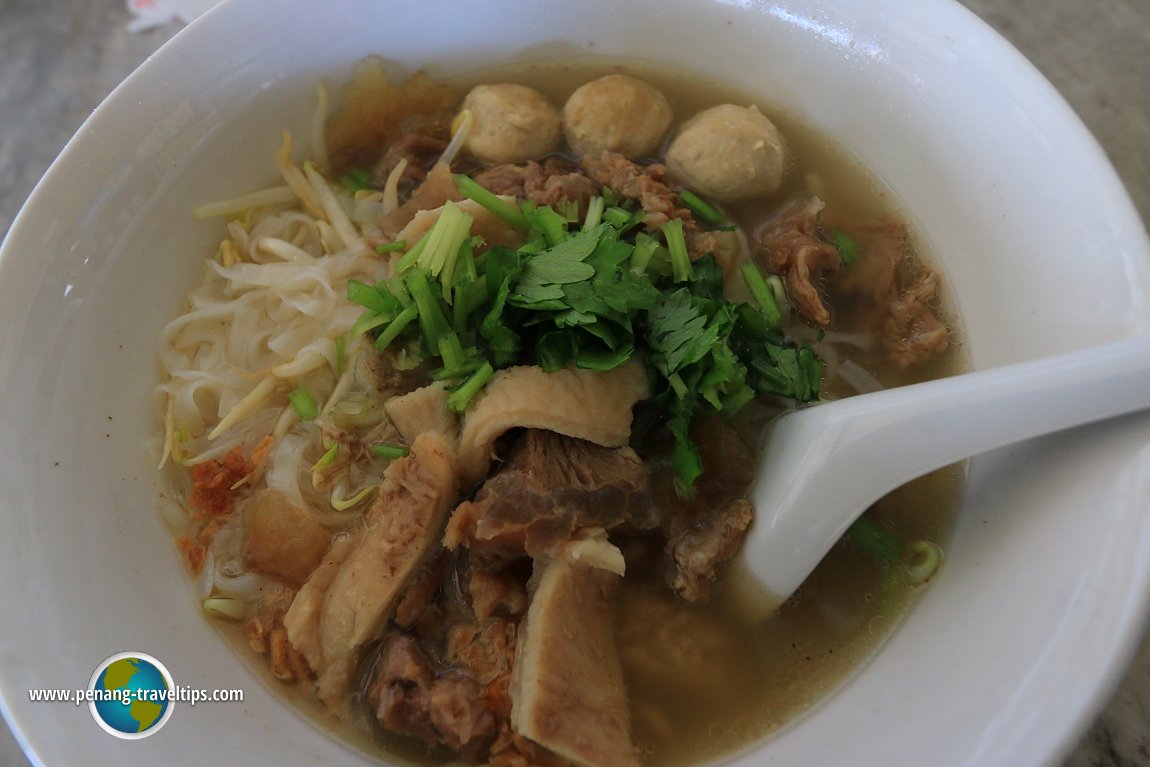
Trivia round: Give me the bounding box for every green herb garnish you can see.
[353,176,822,490]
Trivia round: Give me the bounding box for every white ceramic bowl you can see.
[2,0,1149,765]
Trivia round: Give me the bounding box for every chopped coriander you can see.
[348,181,822,491]
[287,388,318,421]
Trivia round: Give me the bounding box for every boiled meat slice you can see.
[511,538,638,767]
[457,359,649,488]
[283,431,458,706]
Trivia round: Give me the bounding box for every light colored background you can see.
[0,0,1146,764]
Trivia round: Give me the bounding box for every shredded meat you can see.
[465,557,529,622]
[382,162,462,237]
[191,447,252,518]
[665,498,753,603]
[372,132,448,197]
[473,157,600,215]
[826,218,903,328]
[369,564,525,763]
[821,218,950,367]
[581,151,689,230]
[370,634,439,745]
[883,268,950,367]
[760,196,841,326]
[446,430,652,558]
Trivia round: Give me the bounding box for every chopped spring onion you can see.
[740,261,782,329]
[334,335,346,374]
[202,597,246,621]
[906,540,943,585]
[416,201,474,285]
[374,303,419,351]
[311,441,339,471]
[446,361,494,413]
[454,174,529,230]
[832,232,861,265]
[630,232,658,275]
[662,219,692,283]
[767,274,787,310]
[347,279,396,314]
[371,442,411,460]
[845,516,903,566]
[287,387,319,421]
[679,188,726,227]
[376,240,407,254]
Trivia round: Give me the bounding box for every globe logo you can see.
[88,652,174,739]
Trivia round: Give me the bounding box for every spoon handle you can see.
[746,333,1150,604]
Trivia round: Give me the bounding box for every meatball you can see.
[665,104,788,202]
[460,83,561,164]
[562,74,673,160]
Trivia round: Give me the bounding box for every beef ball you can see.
[665,104,788,202]
[461,83,562,164]
[563,74,673,160]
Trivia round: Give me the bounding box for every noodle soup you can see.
[156,57,963,767]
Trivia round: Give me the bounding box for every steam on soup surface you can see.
[156,56,962,767]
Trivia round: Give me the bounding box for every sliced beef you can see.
[883,268,950,367]
[456,359,650,488]
[369,633,439,746]
[446,430,652,558]
[665,498,753,603]
[282,431,458,707]
[370,569,522,763]
[465,558,529,622]
[473,157,599,215]
[429,674,499,760]
[511,544,639,767]
[581,151,688,230]
[760,196,841,326]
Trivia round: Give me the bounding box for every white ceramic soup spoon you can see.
[743,333,1150,610]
